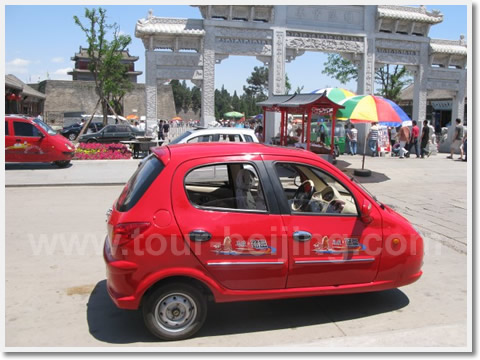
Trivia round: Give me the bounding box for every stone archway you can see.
[135,5,467,145]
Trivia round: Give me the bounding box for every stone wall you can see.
[31,80,176,126]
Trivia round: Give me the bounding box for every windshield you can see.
[351,176,383,207]
[34,119,57,135]
[169,130,193,144]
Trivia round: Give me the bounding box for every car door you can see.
[263,155,383,288]
[10,120,50,163]
[171,156,288,290]
[101,125,117,143]
[5,119,16,162]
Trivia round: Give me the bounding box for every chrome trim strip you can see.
[295,258,375,264]
[207,261,285,266]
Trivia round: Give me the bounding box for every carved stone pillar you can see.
[145,50,157,135]
[452,70,466,124]
[411,43,429,155]
[264,29,286,144]
[201,29,216,127]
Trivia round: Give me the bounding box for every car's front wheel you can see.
[142,283,207,341]
[53,160,71,168]
[68,133,77,141]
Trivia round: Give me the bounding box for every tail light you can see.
[111,222,151,246]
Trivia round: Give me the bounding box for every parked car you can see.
[169,127,259,144]
[104,143,424,341]
[78,124,144,143]
[61,122,104,141]
[5,114,75,168]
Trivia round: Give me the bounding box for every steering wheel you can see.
[292,180,315,211]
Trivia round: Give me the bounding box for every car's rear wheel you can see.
[53,160,71,168]
[68,133,77,141]
[143,283,207,341]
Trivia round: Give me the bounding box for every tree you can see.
[244,66,269,98]
[322,53,412,101]
[74,7,132,125]
[191,86,201,113]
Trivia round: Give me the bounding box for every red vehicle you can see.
[104,143,423,340]
[5,115,75,167]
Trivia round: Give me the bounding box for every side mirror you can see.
[361,199,373,224]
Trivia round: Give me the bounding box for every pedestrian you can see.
[162,120,170,140]
[420,120,431,158]
[462,132,467,162]
[447,118,464,160]
[36,113,43,121]
[389,126,397,148]
[255,125,264,143]
[398,124,411,159]
[347,124,358,155]
[368,122,379,157]
[158,120,165,140]
[344,124,350,154]
[408,120,420,158]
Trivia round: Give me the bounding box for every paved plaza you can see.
[5,152,470,349]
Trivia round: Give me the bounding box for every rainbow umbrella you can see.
[311,88,356,103]
[336,95,410,126]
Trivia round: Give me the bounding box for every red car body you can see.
[104,143,423,340]
[5,115,75,167]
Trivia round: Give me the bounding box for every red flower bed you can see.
[75,143,132,160]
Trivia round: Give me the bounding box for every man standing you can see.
[398,124,411,159]
[420,120,431,158]
[162,120,170,141]
[348,124,358,155]
[158,120,165,140]
[408,120,420,158]
[368,122,379,157]
[447,118,464,159]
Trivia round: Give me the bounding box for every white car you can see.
[169,127,259,144]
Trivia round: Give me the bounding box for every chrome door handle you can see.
[293,231,312,242]
[189,230,212,242]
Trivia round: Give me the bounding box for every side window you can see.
[5,121,9,136]
[187,135,210,143]
[105,126,116,133]
[244,135,254,142]
[219,134,243,142]
[13,122,41,137]
[274,163,358,216]
[184,163,267,212]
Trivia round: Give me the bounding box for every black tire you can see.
[68,133,77,141]
[353,168,372,177]
[87,139,96,143]
[53,160,71,168]
[142,283,207,341]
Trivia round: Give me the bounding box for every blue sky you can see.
[5,4,469,95]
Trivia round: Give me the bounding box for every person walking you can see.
[158,120,165,140]
[420,120,432,158]
[368,122,379,157]
[398,124,411,159]
[344,124,350,155]
[162,120,170,140]
[348,124,358,155]
[408,120,420,158]
[447,118,464,160]
[255,125,264,143]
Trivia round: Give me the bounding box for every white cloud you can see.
[6,58,31,74]
[51,57,64,63]
[51,67,72,80]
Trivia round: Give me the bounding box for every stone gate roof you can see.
[430,39,468,56]
[377,5,443,24]
[5,74,46,99]
[135,17,205,37]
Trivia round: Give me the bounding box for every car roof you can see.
[188,127,255,135]
[154,143,322,163]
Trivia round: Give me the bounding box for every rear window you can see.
[116,155,164,212]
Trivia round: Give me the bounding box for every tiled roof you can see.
[5,74,46,99]
[378,5,443,24]
[430,39,467,56]
[135,17,205,37]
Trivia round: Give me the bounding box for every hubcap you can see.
[154,292,197,333]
